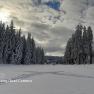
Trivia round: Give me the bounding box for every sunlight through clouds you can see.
[0,8,11,22]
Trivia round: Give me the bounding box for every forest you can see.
[0,21,45,64]
[0,21,93,65]
[64,25,93,64]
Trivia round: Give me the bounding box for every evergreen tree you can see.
[31,38,36,64]
[35,47,42,64]
[21,35,26,64]
[64,38,73,64]
[41,48,45,64]
[64,25,93,64]
[82,26,88,64]
[0,21,45,65]
[10,30,24,64]
[7,21,16,64]
[3,25,10,64]
[87,26,93,64]
[24,33,33,64]
[0,22,5,63]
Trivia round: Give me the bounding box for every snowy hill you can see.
[0,65,94,94]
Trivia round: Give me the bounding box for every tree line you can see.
[0,21,45,64]
[0,21,93,65]
[64,25,93,64]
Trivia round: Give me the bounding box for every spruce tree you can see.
[64,38,73,64]
[64,25,93,64]
[0,23,5,63]
[10,30,24,64]
[0,21,45,65]
[31,38,36,64]
[87,26,93,64]
[24,33,33,64]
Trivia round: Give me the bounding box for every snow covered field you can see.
[0,64,94,94]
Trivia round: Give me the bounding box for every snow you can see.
[0,64,94,94]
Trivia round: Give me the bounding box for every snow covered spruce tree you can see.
[10,30,24,64]
[31,38,36,64]
[0,23,6,63]
[82,26,88,64]
[0,21,45,64]
[5,21,16,64]
[24,33,33,64]
[64,25,93,64]
[87,26,93,64]
[1,21,16,64]
[64,38,73,64]
[35,47,45,64]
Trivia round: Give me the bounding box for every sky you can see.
[0,0,94,56]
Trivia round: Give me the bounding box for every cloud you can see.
[0,0,94,56]
[43,26,73,56]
